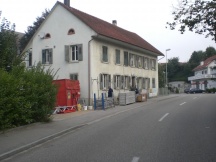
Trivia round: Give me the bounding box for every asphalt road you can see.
[4,94,216,162]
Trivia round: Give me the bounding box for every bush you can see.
[0,64,58,130]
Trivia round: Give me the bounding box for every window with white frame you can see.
[123,76,130,89]
[65,44,83,62]
[42,49,53,64]
[144,57,149,69]
[137,77,143,89]
[142,78,146,89]
[138,56,142,68]
[124,51,129,66]
[99,73,111,90]
[129,53,135,67]
[151,59,156,70]
[102,46,108,62]
[70,73,78,80]
[115,49,121,64]
[114,75,122,89]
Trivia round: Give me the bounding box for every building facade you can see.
[23,1,163,105]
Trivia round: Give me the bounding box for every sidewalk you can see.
[0,94,179,160]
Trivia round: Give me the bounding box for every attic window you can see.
[44,33,51,39]
[68,28,75,35]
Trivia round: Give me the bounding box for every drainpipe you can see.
[88,38,94,105]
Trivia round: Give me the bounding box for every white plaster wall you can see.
[90,40,158,98]
[30,5,96,99]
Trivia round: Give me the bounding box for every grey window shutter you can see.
[49,49,53,64]
[121,75,124,89]
[108,74,111,88]
[78,44,83,61]
[129,76,131,89]
[99,74,103,90]
[65,45,70,62]
[42,49,46,64]
[113,75,116,89]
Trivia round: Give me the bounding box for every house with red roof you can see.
[188,55,216,90]
[23,0,163,105]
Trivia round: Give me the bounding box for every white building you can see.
[23,0,163,105]
[188,55,216,90]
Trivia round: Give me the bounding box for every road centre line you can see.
[131,157,140,162]
[158,113,169,122]
[180,102,186,106]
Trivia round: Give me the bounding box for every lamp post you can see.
[165,49,171,87]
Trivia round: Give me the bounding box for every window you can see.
[124,51,129,66]
[135,55,139,68]
[42,49,53,64]
[142,78,146,89]
[99,74,111,90]
[114,75,122,89]
[44,33,51,39]
[137,77,143,89]
[123,76,130,89]
[151,59,156,70]
[28,52,32,67]
[138,56,142,68]
[68,28,75,35]
[115,49,121,64]
[129,53,135,67]
[65,44,83,62]
[152,78,156,88]
[144,57,149,69]
[102,46,108,62]
[70,73,78,80]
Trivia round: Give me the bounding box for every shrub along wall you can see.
[0,64,58,130]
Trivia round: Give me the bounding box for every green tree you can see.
[188,50,205,69]
[19,9,50,51]
[167,0,216,41]
[204,46,216,59]
[167,57,180,82]
[158,63,166,88]
[0,13,22,70]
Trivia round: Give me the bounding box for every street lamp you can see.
[166,49,171,87]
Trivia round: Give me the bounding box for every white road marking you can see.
[180,102,186,106]
[132,157,140,162]
[159,113,169,122]
[193,97,197,99]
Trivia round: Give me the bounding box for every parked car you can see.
[189,88,204,93]
[184,88,191,93]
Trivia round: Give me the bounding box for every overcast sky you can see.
[1,0,216,62]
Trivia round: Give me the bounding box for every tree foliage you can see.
[167,0,216,41]
[0,13,22,70]
[19,9,50,52]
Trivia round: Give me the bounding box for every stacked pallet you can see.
[119,91,136,106]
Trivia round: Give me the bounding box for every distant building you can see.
[188,55,216,90]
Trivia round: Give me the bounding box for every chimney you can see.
[200,61,204,65]
[64,0,70,6]
[112,20,117,26]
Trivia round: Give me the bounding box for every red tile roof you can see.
[58,2,163,56]
[193,55,216,71]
